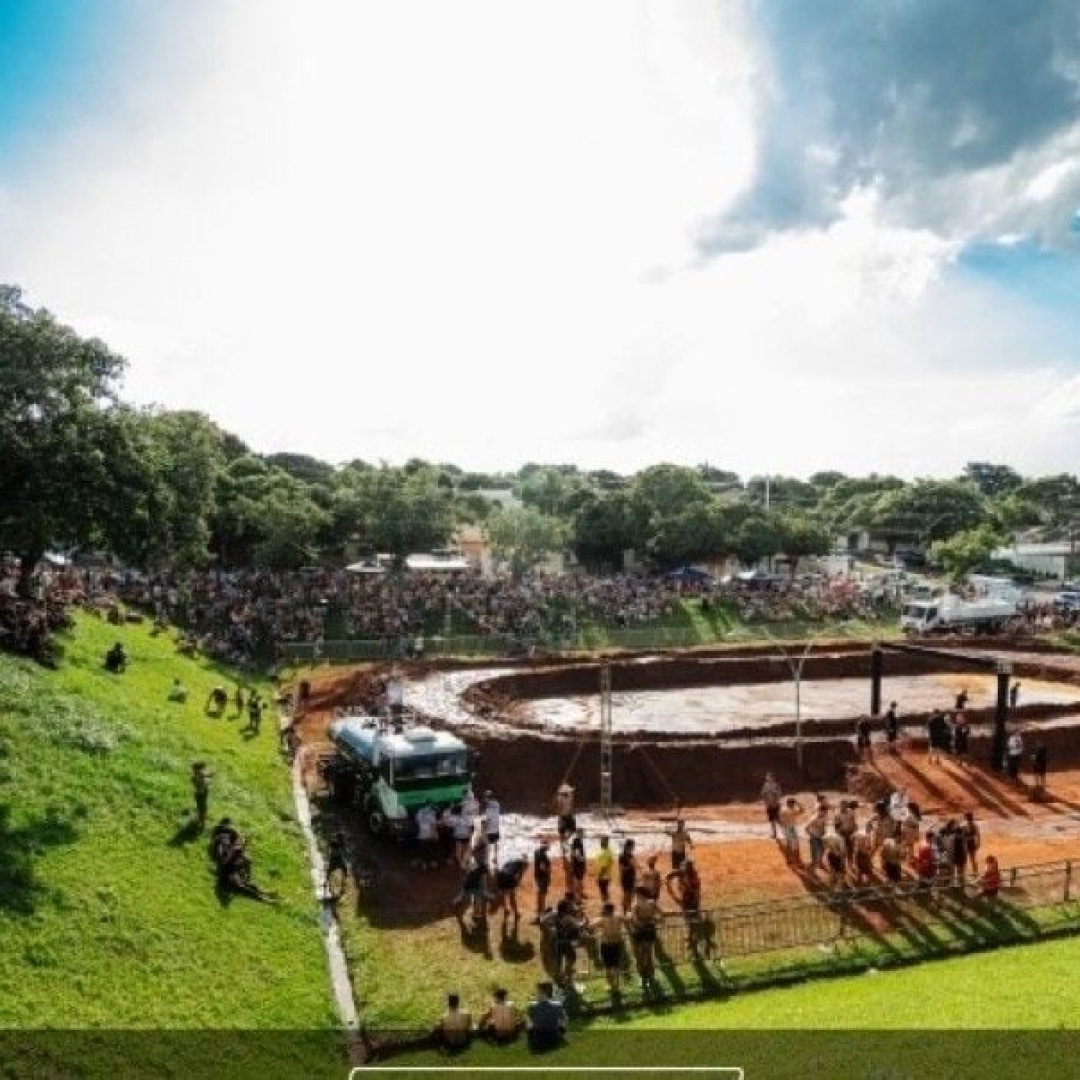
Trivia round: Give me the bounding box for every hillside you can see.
[0,614,333,1030]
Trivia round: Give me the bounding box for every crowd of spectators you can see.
[717,574,894,624]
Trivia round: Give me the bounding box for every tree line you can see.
[3,285,1078,589]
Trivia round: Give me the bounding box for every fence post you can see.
[1066,860,1072,903]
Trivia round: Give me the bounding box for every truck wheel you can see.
[368,809,386,835]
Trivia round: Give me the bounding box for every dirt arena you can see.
[289,641,1080,919]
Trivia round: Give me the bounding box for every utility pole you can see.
[599,663,613,817]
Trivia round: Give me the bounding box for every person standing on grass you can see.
[629,886,661,995]
[596,902,626,998]
[981,854,1001,898]
[618,839,638,915]
[191,762,212,827]
[640,853,663,902]
[595,834,614,904]
[492,857,528,923]
[761,772,783,839]
[568,833,587,901]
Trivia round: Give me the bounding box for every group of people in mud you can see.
[759,771,1002,898]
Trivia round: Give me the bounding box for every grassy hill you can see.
[0,614,333,1030]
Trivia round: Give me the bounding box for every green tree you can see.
[962,462,1023,499]
[332,463,454,558]
[928,524,1005,580]
[142,410,225,568]
[0,286,129,591]
[485,506,567,577]
[571,491,633,567]
[776,515,832,576]
[866,480,989,550]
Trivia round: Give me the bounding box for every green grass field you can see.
[379,934,1080,1078]
[0,614,333,1030]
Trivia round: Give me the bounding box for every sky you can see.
[3,0,1080,479]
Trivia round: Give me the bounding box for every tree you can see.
[142,411,224,568]
[517,465,592,518]
[627,464,714,554]
[928,524,1005,580]
[211,454,327,568]
[776,515,832,576]
[485,506,567,577]
[866,480,989,550]
[0,286,129,591]
[571,492,633,567]
[1010,474,1080,529]
[963,462,1022,500]
[331,463,454,558]
[732,513,782,568]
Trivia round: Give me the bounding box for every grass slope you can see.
[0,615,334,1029]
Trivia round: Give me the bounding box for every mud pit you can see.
[294,642,1080,811]
[288,645,1080,932]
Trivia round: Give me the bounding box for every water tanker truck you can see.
[900,593,1016,635]
[329,716,473,836]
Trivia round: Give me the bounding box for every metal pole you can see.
[870,644,883,717]
[795,667,803,771]
[993,662,1011,773]
[599,663,613,816]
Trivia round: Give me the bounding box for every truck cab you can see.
[329,716,473,836]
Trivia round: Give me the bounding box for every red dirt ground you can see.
[289,661,1080,917]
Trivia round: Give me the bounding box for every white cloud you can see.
[1,0,1079,479]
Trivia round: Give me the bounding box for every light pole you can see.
[762,628,818,772]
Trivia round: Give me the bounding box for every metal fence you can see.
[565,859,1076,980]
[280,626,721,665]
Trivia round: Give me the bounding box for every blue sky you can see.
[2,0,1080,478]
[0,1,135,163]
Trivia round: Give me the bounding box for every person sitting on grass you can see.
[435,993,473,1050]
[168,678,188,703]
[526,981,567,1052]
[478,988,524,1043]
[103,641,128,673]
[206,685,228,714]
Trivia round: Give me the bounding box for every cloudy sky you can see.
[3,0,1080,478]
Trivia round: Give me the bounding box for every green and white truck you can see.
[329,716,473,836]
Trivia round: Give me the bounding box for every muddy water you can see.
[405,668,1080,736]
